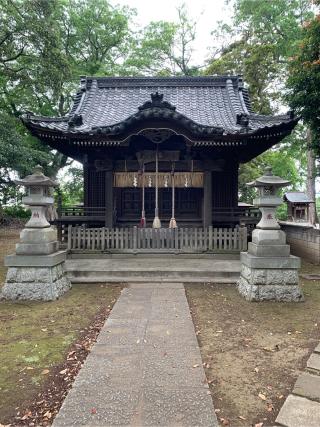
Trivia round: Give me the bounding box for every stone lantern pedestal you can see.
[1,166,71,301]
[237,168,303,302]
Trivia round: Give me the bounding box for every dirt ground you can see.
[0,228,122,425]
[2,228,320,426]
[186,265,320,427]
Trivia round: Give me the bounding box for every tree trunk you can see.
[306,129,317,225]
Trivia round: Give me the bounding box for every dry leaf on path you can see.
[43,411,52,419]
[41,369,50,375]
[258,393,267,401]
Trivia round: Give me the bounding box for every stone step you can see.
[65,258,241,284]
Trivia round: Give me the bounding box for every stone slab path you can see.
[276,343,320,427]
[53,282,218,427]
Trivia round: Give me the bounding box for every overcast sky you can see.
[113,0,233,65]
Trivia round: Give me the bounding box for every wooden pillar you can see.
[203,170,212,227]
[105,169,113,227]
[83,155,89,207]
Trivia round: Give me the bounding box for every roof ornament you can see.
[138,92,176,111]
[68,113,83,127]
[236,112,250,127]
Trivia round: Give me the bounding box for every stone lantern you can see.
[2,166,71,301]
[237,167,303,302]
[250,167,290,231]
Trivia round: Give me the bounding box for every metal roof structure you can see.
[21,75,299,163]
[284,192,313,203]
[23,75,297,136]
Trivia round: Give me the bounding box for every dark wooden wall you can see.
[84,166,106,207]
[212,161,238,209]
[83,160,239,226]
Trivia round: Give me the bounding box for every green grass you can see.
[0,229,122,423]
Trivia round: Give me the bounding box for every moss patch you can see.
[186,261,320,427]
[0,228,122,423]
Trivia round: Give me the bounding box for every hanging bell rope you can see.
[152,146,161,229]
[169,162,177,229]
[140,163,146,228]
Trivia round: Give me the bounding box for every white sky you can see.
[113,0,232,65]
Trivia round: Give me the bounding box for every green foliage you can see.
[207,0,313,113]
[239,145,303,204]
[0,112,51,204]
[116,3,200,76]
[207,0,315,204]
[276,203,288,221]
[2,205,30,218]
[287,11,320,154]
[0,0,201,201]
[58,165,84,206]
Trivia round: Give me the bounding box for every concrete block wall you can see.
[281,223,320,265]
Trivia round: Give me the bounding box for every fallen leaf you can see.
[258,393,267,401]
[238,416,246,420]
[267,403,274,412]
[193,364,200,368]
[26,367,34,370]
[255,423,263,427]
[43,411,52,419]
[214,409,221,413]
[263,347,274,352]
[254,367,259,373]
[59,369,68,375]
[41,369,50,375]
[41,328,48,332]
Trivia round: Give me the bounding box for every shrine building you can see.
[22,75,297,240]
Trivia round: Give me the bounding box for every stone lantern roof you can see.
[14,165,58,187]
[247,167,291,188]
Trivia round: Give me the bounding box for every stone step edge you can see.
[276,347,320,425]
[67,275,239,284]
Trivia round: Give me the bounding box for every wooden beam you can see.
[203,170,212,227]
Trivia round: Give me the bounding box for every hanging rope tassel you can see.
[140,164,146,228]
[169,162,177,228]
[152,146,161,228]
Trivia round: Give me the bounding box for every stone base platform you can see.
[65,254,241,284]
[2,251,71,301]
[237,252,304,302]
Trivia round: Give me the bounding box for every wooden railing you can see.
[67,226,248,253]
[59,206,106,218]
[212,207,260,223]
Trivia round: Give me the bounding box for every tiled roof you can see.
[284,192,313,203]
[22,75,297,138]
